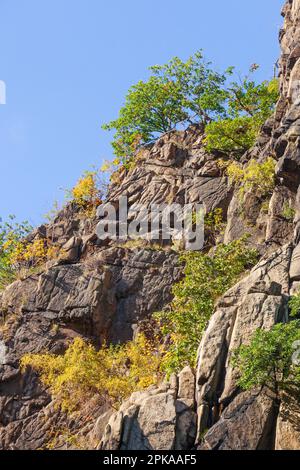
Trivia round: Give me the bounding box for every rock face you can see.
[1,0,300,451]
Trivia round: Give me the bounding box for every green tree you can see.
[150,52,232,124]
[103,51,232,161]
[102,77,187,161]
[232,321,300,401]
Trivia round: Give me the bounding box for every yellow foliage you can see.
[45,427,90,450]
[21,334,163,413]
[71,171,102,209]
[227,157,276,198]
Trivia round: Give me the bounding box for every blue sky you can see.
[0,0,284,226]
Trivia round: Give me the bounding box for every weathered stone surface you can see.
[100,374,197,451]
[107,125,232,224]
[61,236,82,263]
[0,246,181,449]
[266,186,295,245]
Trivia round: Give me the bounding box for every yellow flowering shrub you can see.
[21,334,163,413]
[9,238,61,267]
[0,217,32,289]
[227,157,276,198]
[71,171,102,210]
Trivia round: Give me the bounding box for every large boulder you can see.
[100,367,197,451]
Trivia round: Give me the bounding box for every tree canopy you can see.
[102,52,279,162]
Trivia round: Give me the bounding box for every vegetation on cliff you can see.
[21,237,257,412]
[155,236,258,374]
[232,321,300,401]
[21,333,162,413]
[103,52,278,162]
[226,157,276,198]
[68,169,107,215]
[0,216,32,289]
[1,50,281,427]
[0,218,66,289]
[205,73,278,157]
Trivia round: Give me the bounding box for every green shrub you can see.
[155,236,258,374]
[204,208,224,233]
[205,75,279,158]
[204,116,257,156]
[21,334,163,413]
[232,321,300,400]
[0,216,32,290]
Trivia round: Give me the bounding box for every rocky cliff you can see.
[1,0,300,451]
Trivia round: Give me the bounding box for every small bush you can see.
[103,53,278,162]
[0,216,32,290]
[21,334,163,413]
[227,157,276,198]
[232,321,300,399]
[204,208,225,240]
[10,238,61,267]
[155,236,258,374]
[205,116,257,156]
[205,76,279,158]
[0,215,64,289]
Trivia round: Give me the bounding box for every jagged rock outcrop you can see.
[0,246,182,449]
[1,0,300,451]
[108,125,232,216]
[98,244,294,451]
[97,0,300,450]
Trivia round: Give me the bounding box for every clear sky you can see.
[0,0,284,226]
